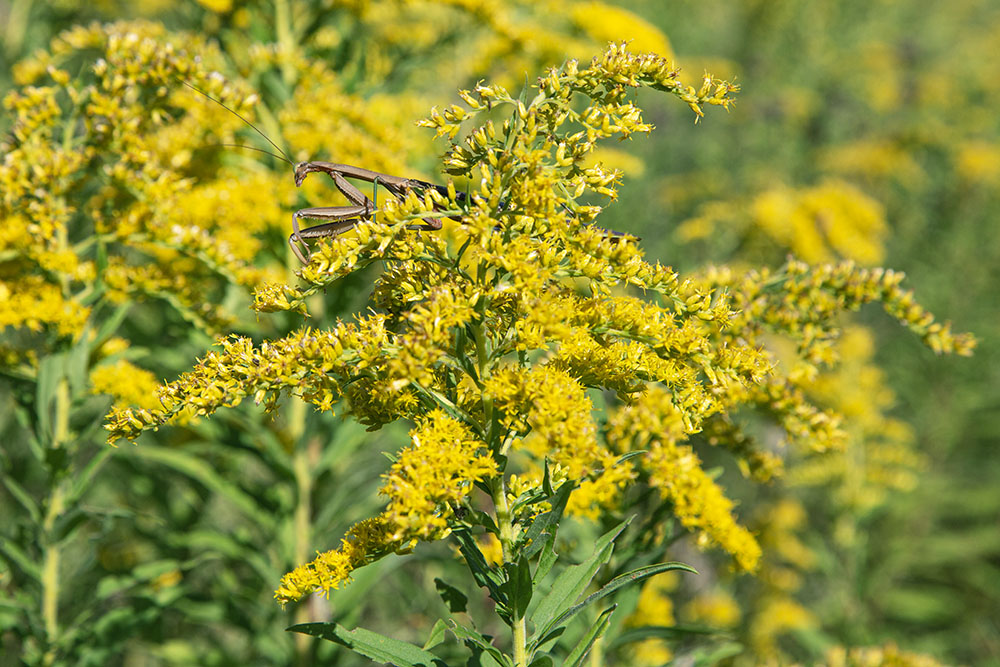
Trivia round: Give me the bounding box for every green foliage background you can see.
[0,0,996,665]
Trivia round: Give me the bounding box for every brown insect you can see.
[182,81,632,264]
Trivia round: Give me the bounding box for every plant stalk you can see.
[41,378,71,664]
[492,477,528,666]
[288,396,312,663]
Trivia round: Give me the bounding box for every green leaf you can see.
[92,303,130,349]
[410,382,482,435]
[435,577,469,613]
[530,519,631,641]
[466,648,505,667]
[454,529,505,606]
[527,656,554,667]
[546,562,697,634]
[36,353,66,445]
[1,475,40,523]
[423,619,449,651]
[68,446,115,506]
[613,450,647,467]
[522,479,574,560]
[608,624,726,648]
[66,327,93,398]
[289,622,447,667]
[563,604,616,667]
[692,641,745,665]
[52,507,88,542]
[532,533,558,586]
[502,554,533,620]
[127,445,272,529]
[448,620,511,667]
[0,536,41,581]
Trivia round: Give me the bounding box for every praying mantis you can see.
[182,81,631,264]
[287,161,460,264]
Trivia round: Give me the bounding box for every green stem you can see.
[275,0,296,87]
[41,379,70,665]
[492,478,527,667]
[472,322,494,446]
[287,397,312,663]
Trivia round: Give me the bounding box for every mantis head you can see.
[294,162,313,187]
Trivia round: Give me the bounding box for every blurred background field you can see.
[1,0,997,664]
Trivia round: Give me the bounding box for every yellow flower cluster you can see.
[276,411,496,603]
[274,515,399,605]
[0,21,283,360]
[101,41,975,610]
[607,387,762,571]
[788,326,927,515]
[90,359,162,410]
[381,410,498,540]
[697,259,976,370]
[679,179,890,265]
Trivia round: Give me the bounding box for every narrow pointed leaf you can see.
[0,537,41,581]
[289,622,446,667]
[547,562,696,633]
[1,475,40,522]
[530,519,631,637]
[521,479,574,560]
[564,605,616,667]
[532,533,558,586]
[448,620,511,666]
[502,554,533,620]
[454,529,505,605]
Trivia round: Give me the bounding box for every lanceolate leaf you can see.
[453,529,506,606]
[529,519,631,643]
[545,562,697,634]
[521,479,574,560]
[448,620,512,667]
[502,554,533,620]
[289,622,447,667]
[563,605,616,667]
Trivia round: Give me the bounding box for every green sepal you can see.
[288,622,447,667]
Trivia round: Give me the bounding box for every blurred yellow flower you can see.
[90,360,162,410]
[955,140,1000,184]
[570,2,674,59]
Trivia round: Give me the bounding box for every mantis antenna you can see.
[178,78,294,165]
